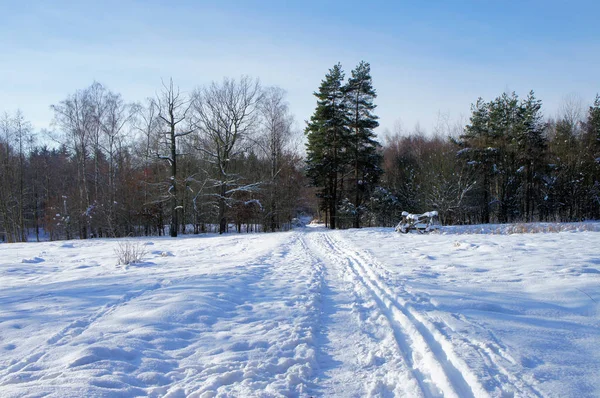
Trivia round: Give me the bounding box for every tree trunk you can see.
[170,122,178,237]
[354,93,360,229]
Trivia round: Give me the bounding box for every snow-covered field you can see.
[1,225,599,397]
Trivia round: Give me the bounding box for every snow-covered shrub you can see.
[114,241,147,265]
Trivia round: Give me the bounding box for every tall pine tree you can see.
[517,91,546,222]
[458,98,494,223]
[343,61,382,228]
[583,94,600,218]
[305,63,349,229]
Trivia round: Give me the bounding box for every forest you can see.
[1,64,599,242]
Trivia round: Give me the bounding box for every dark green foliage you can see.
[305,63,349,229]
[305,62,383,229]
[516,91,546,221]
[586,96,600,218]
[587,95,600,145]
[344,61,383,228]
[367,186,401,227]
[458,98,495,223]
[457,91,547,223]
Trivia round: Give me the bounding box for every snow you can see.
[400,212,437,221]
[1,225,599,397]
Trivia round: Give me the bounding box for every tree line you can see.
[305,64,599,229]
[376,92,600,226]
[0,78,313,242]
[1,65,599,241]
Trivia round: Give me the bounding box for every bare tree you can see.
[52,86,98,239]
[559,93,584,132]
[192,76,263,234]
[133,99,165,235]
[153,79,194,237]
[0,111,35,242]
[99,90,137,236]
[258,87,295,231]
[13,110,33,241]
[88,82,108,213]
[0,112,15,242]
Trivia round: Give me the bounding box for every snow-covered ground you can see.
[1,225,599,397]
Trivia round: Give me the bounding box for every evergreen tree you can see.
[548,117,583,220]
[459,92,546,223]
[583,95,600,165]
[517,91,546,221]
[487,92,520,222]
[458,98,495,223]
[589,95,600,145]
[305,63,349,229]
[343,61,383,228]
[583,94,600,218]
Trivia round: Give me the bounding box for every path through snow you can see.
[1,226,599,397]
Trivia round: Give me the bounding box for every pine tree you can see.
[459,92,546,223]
[487,92,520,223]
[517,91,546,221]
[343,61,382,228]
[586,95,600,157]
[458,98,494,223]
[305,63,349,229]
[583,94,600,218]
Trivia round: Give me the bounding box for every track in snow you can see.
[303,231,421,397]
[307,231,482,398]
[310,229,545,398]
[4,227,585,396]
[330,232,544,398]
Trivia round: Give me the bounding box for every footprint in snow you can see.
[151,250,174,257]
[21,257,45,264]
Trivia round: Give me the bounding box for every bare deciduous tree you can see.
[52,87,98,238]
[559,93,584,132]
[258,87,295,231]
[153,79,194,237]
[99,90,136,236]
[192,76,263,234]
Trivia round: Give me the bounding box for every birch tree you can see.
[52,88,97,238]
[258,87,294,231]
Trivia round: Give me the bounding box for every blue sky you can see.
[1,1,599,137]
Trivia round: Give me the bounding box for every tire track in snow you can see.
[316,231,485,398]
[305,231,427,397]
[351,239,544,398]
[302,232,421,397]
[444,314,544,397]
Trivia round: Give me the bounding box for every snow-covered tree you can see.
[192,76,263,234]
[153,79,194,237]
